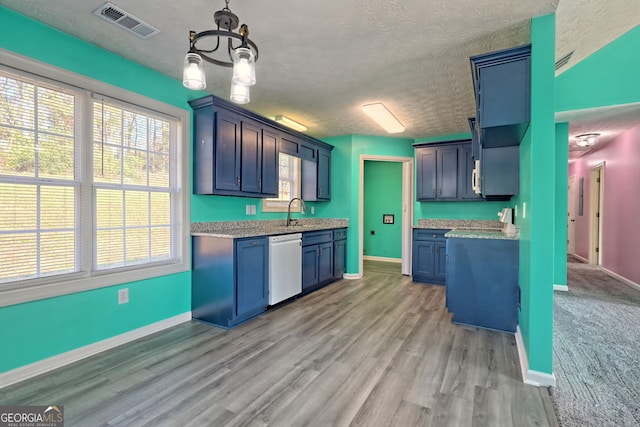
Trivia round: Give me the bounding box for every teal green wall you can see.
[416,201,509,220]
[0,7,192,373]
[554,123,569,287]
[511,14,556,375]
[556,25,640,112]
[364,161,402,259]
[0,272,190,372]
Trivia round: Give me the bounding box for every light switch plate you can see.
[118,288,129,305]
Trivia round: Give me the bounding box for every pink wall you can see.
[568,124,640,285]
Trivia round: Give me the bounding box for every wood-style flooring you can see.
[0,261,558,426]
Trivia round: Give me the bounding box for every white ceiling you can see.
[1,0,638,148]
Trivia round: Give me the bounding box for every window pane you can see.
[40,186,75,230]
[96,189,123,229]
[0,234,37,283]
[149,118,170,154]
[37,86,74,137]
[151,227,171,260]
[40,231,75,275]
[123,111,148,150]
[0,128,35,176]
[123,148,147,185]
[0,184,37,231]
[125,191,149,227]
[96,229,124,269]
[0,76,35,129]
[150,192,170,225]
[38,134,74,179]
[126,227,149,264]
[100,104,123,146]
[94,143,122,183]
[148,153,169,187]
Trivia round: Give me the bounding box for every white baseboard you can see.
[601,267,640,292]
[572,253,589,263]
[0,312,192,389]
[515,326,556,387]
[554,284,569,292]
[343,273,362,280]
[363,255,402,263]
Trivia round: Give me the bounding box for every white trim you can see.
[601,267,640,292]
[515,326,557,387]
[363,255,402,263]
[343,273,362,280]
[554,284,569,291]
[358,155,414,278]
[572,253,589,263]
[0,48,191,307]
[0,312,191,389]
[588,163,604,265]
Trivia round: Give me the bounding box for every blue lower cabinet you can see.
[302,229,342,294]
[447,237,519,332]
[412,229,449,285]
[192,236,268,328]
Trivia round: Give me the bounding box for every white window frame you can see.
[0,49,191,308]
[262,152,302,213]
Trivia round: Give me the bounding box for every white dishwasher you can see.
[268,233,302,305]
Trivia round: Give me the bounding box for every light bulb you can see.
[230,82,250,104]
[232,47,256,86]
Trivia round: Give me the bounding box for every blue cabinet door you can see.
[333,238,346,278]
[317,148,331,200]
[416,147,437,200]
[482,145,519,198]
[438,147,458,199]
[261,127,279,196]
[318,241,334,283]
[240,120,262,194]
[193,105,215,194]
[302,244,319,292]
[412,240,435,280]
[235,238,268,319]
[215,110,241,192]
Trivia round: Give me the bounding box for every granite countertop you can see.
[192,219,348,239]
[414,218,518,240]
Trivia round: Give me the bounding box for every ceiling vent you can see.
[93,2,160,39]
[555,51,574,71]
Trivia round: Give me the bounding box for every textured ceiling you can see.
[0,0,637,145]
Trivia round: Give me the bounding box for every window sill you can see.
[0,261,189,308]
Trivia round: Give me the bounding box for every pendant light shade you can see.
[232,47,256,86]
[182,52,206,90]
[230,82,250,104]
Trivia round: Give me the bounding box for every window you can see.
[262,152,301,212]
[0,58,188,305]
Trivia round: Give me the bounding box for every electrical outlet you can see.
[311,206,315,215]
[251,205,256,215]
[246,204,251,215]
[118,288,129,305]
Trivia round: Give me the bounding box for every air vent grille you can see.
[93,2,160,39]
[555,51,574,71]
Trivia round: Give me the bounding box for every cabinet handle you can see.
[258,178,262,188]
[236,177,240,186]
[251,241,259,246]
[433,234,437,238]
[432,188,436,196]
[438,188,442,196]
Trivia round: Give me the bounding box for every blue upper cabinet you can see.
[416,147,437,200]
[470,44,531,148]
[190,94,332,199]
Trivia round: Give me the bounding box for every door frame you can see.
[589,162,605,265]
[567,175,576,255]
[359,155,414,275]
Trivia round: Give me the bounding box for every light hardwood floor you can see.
[1,261,558,426]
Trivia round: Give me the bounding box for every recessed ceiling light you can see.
[362,103,405,134]
[274,115,307,132]
[575,133,600,147]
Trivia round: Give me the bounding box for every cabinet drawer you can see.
[333,228,347,240]
[302,230,333,246]
[414,229,449,241]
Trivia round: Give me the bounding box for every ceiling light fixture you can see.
[182,0,258,104]
[362,103,405,134]
[575,133,600,147]
[274,115,307,132]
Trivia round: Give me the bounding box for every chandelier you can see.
[182,0,259,104]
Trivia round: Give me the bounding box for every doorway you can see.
[589,163,604,265]
[567,175,576,255]
[359,155,414,276]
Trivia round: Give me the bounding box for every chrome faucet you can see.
[286,198,307,226]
